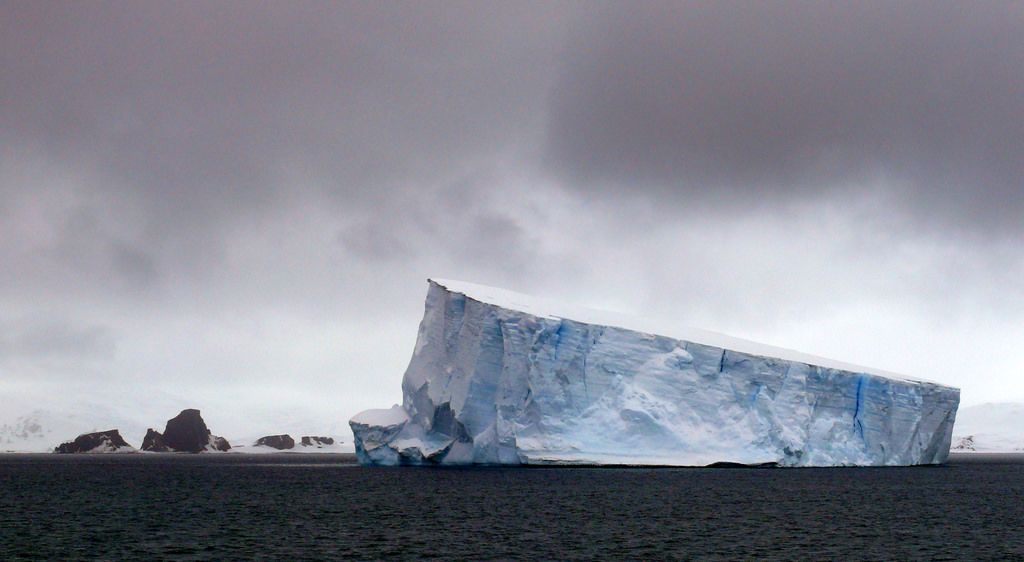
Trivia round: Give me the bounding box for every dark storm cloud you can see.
[9,1,1016,244]
[546,1,1024,230]
[0,1,572,244]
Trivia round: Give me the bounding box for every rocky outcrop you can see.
[210,435,231,452]
[141,409,231,453]
[951,435,976,451]
[301,436,335,447]
[163,409,213,452]
[255,434,295,450]
[141,428,170,452]
[55,430,135,453]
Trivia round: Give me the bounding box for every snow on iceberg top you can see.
[430,278,951,388]
[350,405,409,427]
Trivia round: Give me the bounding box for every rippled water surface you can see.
[2,453,1022,559]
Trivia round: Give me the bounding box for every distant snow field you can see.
[3,402,1019,455]
[950,403,1024,453]
[13,407,1015,456]
[0,408,354,454]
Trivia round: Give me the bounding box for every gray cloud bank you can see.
[547,1,1023,230]
[1,1,1022,430]
[4,2,1021,236]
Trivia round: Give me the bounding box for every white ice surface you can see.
[350,405,408,426]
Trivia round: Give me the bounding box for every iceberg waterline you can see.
[350,280,960,466]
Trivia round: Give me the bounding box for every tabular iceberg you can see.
[351,280,960,467]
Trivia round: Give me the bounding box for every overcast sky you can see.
[2,1,1022,435]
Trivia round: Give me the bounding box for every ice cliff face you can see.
[351,280,960,466]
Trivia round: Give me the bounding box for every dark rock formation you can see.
[55,430,134,453]
[255,434,295,450]
[163,409,212,453]
[142,409,231,453]
[301,436,335,447]
[141,428,170,452]
[210,435,231,452]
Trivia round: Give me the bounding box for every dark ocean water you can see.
[1,453,1022,560]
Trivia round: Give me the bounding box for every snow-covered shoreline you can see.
[949,402,1024,453]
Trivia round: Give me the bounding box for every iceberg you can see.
[351,280,960,466]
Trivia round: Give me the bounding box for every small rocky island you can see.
[301,436,335,447]
[54,430,135,454]
[255,434,295,450]
[142,409,231,453]
[245,434,342,450]
[249,434,339,451]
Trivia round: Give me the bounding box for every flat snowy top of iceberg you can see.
[431,278,948,387]
[350,405,408,426]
